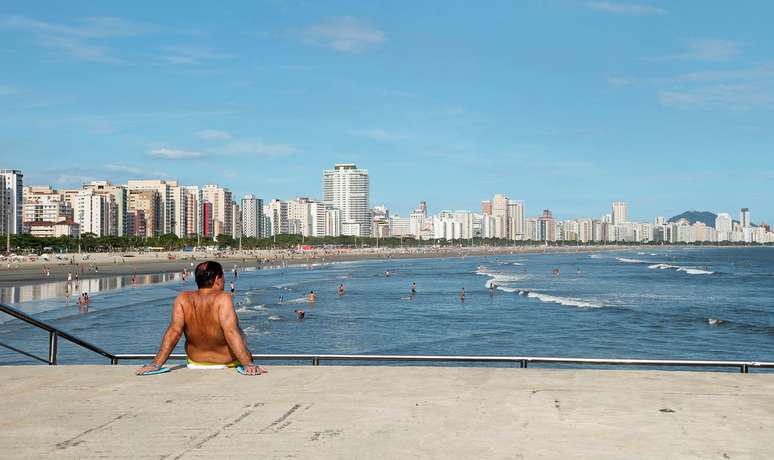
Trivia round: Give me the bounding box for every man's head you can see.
[195,261,224,289]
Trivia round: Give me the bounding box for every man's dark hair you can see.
[195,261,223,288]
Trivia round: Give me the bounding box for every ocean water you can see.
[1,247,773,367]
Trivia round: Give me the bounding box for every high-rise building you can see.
[741,208,751,228]
[492,194,509,239]
[241,195,264,238]
[322,164,370,237]
[22,186,71,227]
[715,212,733,241]
[127,179,186,237]
[538,209,555,241]
[201,184,233,238]
[612,201,628,225]
[126,190,161,238]
[74,190,108,237]
[507,200,525,240]
[266,199,289,236]
[84,181,127,237]
[481,200,492,216]
[0,169,24,235]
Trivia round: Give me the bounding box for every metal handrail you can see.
[3,302,773,373]
[112,353,774,373]
[0,303,116,365]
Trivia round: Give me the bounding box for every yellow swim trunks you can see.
[186,358,240,369]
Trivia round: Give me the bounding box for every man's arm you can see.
[135,294,185,375]
[218,293,267,375]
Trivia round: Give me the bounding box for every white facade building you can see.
[0,169,23,235]
[322,164,370,237]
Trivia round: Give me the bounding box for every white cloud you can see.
[214,141,296,156]
[39,35,123,64]
[0,85,20,96]
[0,15,155,38]
[149,148,205,160]
[195,129,232,141]
[296,16,385,53]
[159,44,234,65]
[103,163,168,177]
[586,1,667,15]
[658,84,774,110]
[354,128,405,141]
[664,39,741,62]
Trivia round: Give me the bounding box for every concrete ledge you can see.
[1,365,773,459]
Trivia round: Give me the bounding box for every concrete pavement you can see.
[1,365,773,459]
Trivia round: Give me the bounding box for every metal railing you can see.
[3,303,774,373]
[0,303,116,365]
[112,353,774,373]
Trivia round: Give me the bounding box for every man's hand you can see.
[135,363,162,375]
[240,363,268,375]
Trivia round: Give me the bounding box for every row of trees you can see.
[5,232,770,253]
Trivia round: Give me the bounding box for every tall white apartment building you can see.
[389,215,410,237]
[323,164,370,237]
[75,190,108,237]
[740,208,751,228]
[491,194,509,239]
[241,195,264,238]
[0,169,24,235]
[715,213,733,241]
[612,201,628,225]
[83,181,127,237]
[265,199,289,236]
[201,184,233,238]
[508,200,525,240]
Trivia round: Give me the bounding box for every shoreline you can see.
[0,245,629,289]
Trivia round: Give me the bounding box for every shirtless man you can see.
[135,261,267,376]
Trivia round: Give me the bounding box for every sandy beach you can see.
[0,245,624,289]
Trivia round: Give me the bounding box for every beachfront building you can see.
[508,200,525,240]
[741,208,751,229]
[389,214,410,237]
[83,181,127,237]
[201,184,233,239]
[0,169,24,236]
[715,213,733,242]
[22,186,72,229]
[182,186,202,237]
[241,195,264,238]
[537,209,555,242]
[323,164,370,237]
[265,199,289,236]
[74,190,108,237]
[25,220,80,238]
[612,201,628,225]
[126,190,161,238]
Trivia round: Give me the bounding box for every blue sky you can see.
[1,1,773,222]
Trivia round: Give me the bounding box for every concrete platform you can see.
[1,365,773,459]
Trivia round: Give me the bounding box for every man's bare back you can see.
[136,261,267,376]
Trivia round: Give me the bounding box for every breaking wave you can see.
[616,257,647,264]
[648,264,715,275]
[475,267,525,292]
[524,291,604,308]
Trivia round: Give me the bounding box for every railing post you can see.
[111,357,118,365]
[741,364,748,374]
[48,331,58,365]
[312,357,320,366]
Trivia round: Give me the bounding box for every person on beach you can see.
[136,261,267,376]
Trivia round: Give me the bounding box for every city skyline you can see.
[2,2,774,220]
[7,163,772,246]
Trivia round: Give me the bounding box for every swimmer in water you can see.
[460,288,465,302]
[230,280,235,296]
[384,270,390,277]
[295,309,305,320]
[278,295,284,304]
[489,284,495,296]
[411,282,416,296]
[338,284,344,296]
[309,290,316,302]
